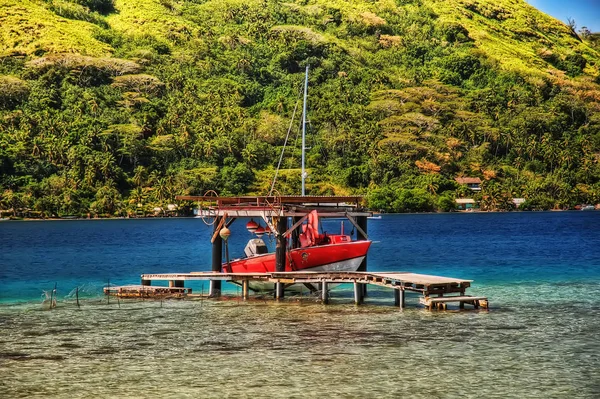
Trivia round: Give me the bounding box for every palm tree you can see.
[132,166,147,188]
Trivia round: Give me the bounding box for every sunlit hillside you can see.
[1,0,599,216]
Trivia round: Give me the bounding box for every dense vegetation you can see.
[1,0,600,216]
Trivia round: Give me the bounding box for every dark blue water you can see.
[1,213,599,397]
[1,212,599,302]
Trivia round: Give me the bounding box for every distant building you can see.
[455,177,482,191]
[512,198,525,208]
[455,198,476,211]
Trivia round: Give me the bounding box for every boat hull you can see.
[224,240,371,292]
[241,256,365,292]
[224,241,371,273]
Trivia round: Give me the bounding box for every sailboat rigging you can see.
[222,66,372,286]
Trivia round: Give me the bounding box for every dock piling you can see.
[321,281,328,304]
[275,282,284,300]
[394,288,405,309]
[210,218,223,297]
[354,281,364,305]
[275,217,287,273]
[242,280,249,300]
[356,215,368,297]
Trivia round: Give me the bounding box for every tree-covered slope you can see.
[1,0,599,216]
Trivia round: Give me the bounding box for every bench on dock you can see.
[420,295,488,310]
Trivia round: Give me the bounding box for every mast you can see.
[301,65,309,196]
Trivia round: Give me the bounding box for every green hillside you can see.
[1,0,599,216]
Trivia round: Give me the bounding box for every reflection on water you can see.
[1,283,599,398]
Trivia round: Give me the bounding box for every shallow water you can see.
[1,213,599,397]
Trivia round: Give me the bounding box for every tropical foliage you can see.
[1,0,599,216]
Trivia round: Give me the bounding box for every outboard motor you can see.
[244,238,268,258]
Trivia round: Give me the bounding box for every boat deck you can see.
[104,271,488,310]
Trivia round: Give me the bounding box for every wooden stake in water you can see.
[50,282,57,310]
[76,286,80,309]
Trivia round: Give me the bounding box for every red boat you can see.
[222,210,372,274]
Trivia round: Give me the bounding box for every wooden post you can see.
[292,217,302,249]
[356,216,368,270]
[275,216,287,272]
[321,281,328,304]
[398,288,405,309]
[242,280,249,300]
[50,282,57,310]
[275,216,287,299]
[354,281,363,305]
[356,215,368,297]
[394,286,405,308]
[210,217,223,297]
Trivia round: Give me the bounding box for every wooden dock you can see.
[103,285,192,298]
[104,271,488,310]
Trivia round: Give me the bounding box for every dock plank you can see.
[370,272,472,285]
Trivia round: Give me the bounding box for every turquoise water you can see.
[1,213,599,397]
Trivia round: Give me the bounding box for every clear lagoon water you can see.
[1,212,599,397]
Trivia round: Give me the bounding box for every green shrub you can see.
[439,22,471,43]
[0,76,29,109]
[72,0,114,14]
[49,1,109,28]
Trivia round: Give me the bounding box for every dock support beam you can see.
[394,288,405,309]
[275,282,284,300]
[321,281,328,304]
[210,218,223,297]
[242,280,249,300]
[357,216,368,297]
[275,217,287,272]
[354,282,364,305]
[275,216,287,299]
[292,216,302,249]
